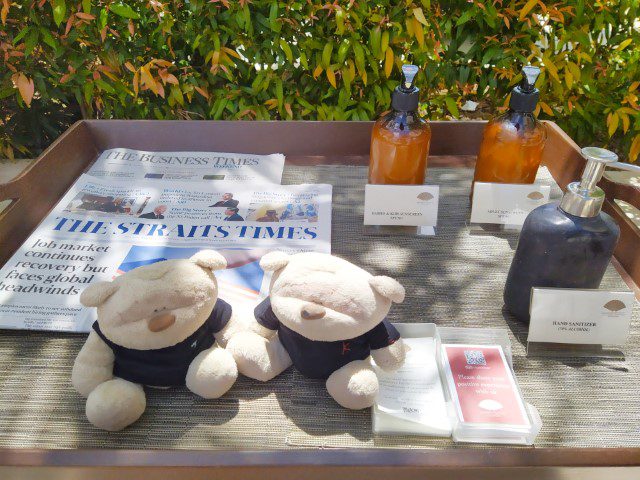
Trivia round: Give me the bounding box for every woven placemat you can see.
[0,164,637,450]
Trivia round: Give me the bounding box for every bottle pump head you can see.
[559,147,618,217]
[509,66,541,113]
[391,64,420,112]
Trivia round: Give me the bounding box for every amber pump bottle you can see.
[369,64,431,185]
[472,66,547,190]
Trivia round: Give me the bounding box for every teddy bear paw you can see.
[326,360,379,410]
[186,347,238,398]
[227,331,292,382]
[85,378,146,431]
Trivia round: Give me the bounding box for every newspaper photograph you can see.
[88,148,286,184]
[0,174,331,332]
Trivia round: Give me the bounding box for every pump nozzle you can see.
[509,64,541,112]
[520,66,540,93]
[559,147,618,217]
[401,64,419,91]
[391,64,420,111]
[578,147,618,191]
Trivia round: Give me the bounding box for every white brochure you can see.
[0,174,331,332]
[364,184,439,227]
[89,148,285,184]
[470,182,550,226]
[373,333,451,436]
[528,288,634,345]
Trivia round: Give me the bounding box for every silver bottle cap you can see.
[559,147,618,217]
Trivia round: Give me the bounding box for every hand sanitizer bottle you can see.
[503,147,621,323]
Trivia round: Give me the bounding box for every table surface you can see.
[0,162,638,451]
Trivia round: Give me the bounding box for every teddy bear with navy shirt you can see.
[72,250,239,431]
[227,251,407,410]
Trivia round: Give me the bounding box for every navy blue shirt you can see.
[93,299,232,386]
[254,298,400,379]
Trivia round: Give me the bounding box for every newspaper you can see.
[0,174,331,332]
[88,148,286,184]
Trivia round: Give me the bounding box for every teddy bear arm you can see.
[72,330,115,397]
[250,321,277,338]
[186,347,238,399]
[213,312,240,348]
[371,338,407,372]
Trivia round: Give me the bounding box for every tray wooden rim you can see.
[0,446,638,468]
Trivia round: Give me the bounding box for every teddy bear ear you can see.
[80,281,119,307]
[260,251,290,272]
[191,250,227,271]
[369,276,405,303]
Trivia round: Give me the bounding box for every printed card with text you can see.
[442,344,529,426]
[470,182,550,226]
[364,184,439,227]
[528,288,634,345]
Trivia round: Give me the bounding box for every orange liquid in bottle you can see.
[369,121,431,185]
[473,115,546,186]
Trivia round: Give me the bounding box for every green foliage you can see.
[1,0,639,161]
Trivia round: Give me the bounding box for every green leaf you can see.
[268,2,280,32]
[322,43,333,68]
[456,10,474,26]
[445,97,459,117]
[82,0,92,14]
[83,82,94,105]
[353,43,365,71]
[369,28,381,59]
[335,9,345,34]
[337,40,350,64]
[192,34,202,50]
[275,79,283,108]
[52,0,66,27]
[39,27,58,50]
[299,51,308,69]
[170,85,184,106]
[98,8,108,29]
[12,27,31,45]
[279,39,293,63]
[24,28,39,56]
[95,78,115,94]
[481,46,502,66]
[110,2,140,20]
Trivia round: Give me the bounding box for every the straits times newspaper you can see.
[0,174,331,332]
[88,148,286,184]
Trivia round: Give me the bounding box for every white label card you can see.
[528,288,634,345]
[470,182,550,226]
[364,184,439,227]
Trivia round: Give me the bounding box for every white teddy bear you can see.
[227,251,408,410]
[72,250,238,431]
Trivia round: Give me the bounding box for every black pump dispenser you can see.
[391,64,420,112]
[508,66,540,113]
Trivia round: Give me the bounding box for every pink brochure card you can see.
[443,344,529,426]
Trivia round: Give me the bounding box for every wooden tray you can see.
[0,121,639,479]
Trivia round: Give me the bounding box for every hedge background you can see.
[1,0,639,162]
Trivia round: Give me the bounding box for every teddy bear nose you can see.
[147,312,176,332]
[301,303,326,320]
